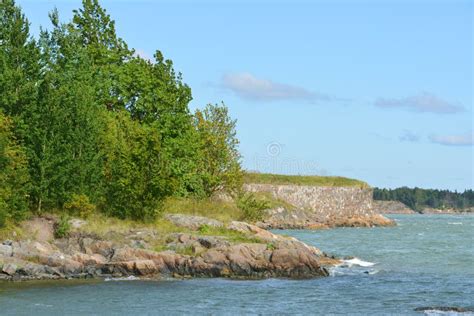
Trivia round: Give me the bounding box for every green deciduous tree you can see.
[0,0,244,222]
[0,0,40,119]
[0,112,30,226]
[194,103,242,196]
[23,18,106,211]
[101,110,172,220]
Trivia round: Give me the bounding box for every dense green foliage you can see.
[244,172,369,188]
[194,103,242,196]
[0,0,242,225]
[374,187,474,212]
[236,192,270,222]
[0,112,30,225]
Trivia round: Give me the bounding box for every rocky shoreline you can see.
[0,216,339,282]
[373,200,473,215]
[244,183,396,229]
[256,207,395,230]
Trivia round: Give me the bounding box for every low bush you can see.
[64,194,96,219]
[54,214,71,238]
[237,192,270,222]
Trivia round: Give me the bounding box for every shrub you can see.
[64,194,96,218]
[54,214,71,238]
[0,205,7,228]
[237,192,270,222]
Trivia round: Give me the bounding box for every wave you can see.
[329,257,378,276]
[415,306,474,315]
[448,222,463,225]
[422,311,474,316]
[342,258,376,267]
[104,276,140,282]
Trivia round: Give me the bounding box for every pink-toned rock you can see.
[227,221,278,240]
[133,260,157,275]
[72,253,106,265]
[201,249,228,265]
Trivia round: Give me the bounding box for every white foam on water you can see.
[328,257,378,276]
[448,222,463,225]
[104,275,140,282]
[34,303,53,308]
[343,258,376,267]
[423,310,474,316]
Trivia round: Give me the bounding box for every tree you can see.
[0,112,30,226]
[101,110,172,220]
[194,103,242,196]
[70,0,132,111]
[0,0,247,222]
[24,17,105,211]
[0,0,40,119]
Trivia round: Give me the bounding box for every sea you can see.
[1,214,473,315]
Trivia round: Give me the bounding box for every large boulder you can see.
[0,244,13,257]
[2,263,17,276]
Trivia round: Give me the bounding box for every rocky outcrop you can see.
[0,215,337,281]
[419,207,474,214]
[373,200,415,214]
[244,184,395,229]
[165,214,224,230]
[373,201,474,214]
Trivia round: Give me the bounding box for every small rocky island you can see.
[0,215,339,281]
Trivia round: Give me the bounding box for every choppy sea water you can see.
[0,214,473,315]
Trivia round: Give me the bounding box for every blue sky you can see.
[17,0,473,191]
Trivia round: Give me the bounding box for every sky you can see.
[16,0,473,191]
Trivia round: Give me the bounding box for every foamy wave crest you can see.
[104,276,140,282]
[416,307,474,316]
[329,257,378,276]
[342,258,376,267]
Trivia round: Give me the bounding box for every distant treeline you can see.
[373,187,474,211]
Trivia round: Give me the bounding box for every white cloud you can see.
[429,132,473,146]
[221,72,331,102]
[375,92,464,114]
[399,130,420,142]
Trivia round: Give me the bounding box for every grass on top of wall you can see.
[243,172,370,188]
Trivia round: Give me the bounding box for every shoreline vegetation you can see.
[243,173,369,188]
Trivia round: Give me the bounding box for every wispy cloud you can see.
[399,130,420,142]
[429,132,473,146]
[375,92,464,114]
[221,72,332,102]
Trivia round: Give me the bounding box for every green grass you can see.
[162,196,243,223]
[78,213,191,250]
[243,172,369,188]
[0,219,26,241]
